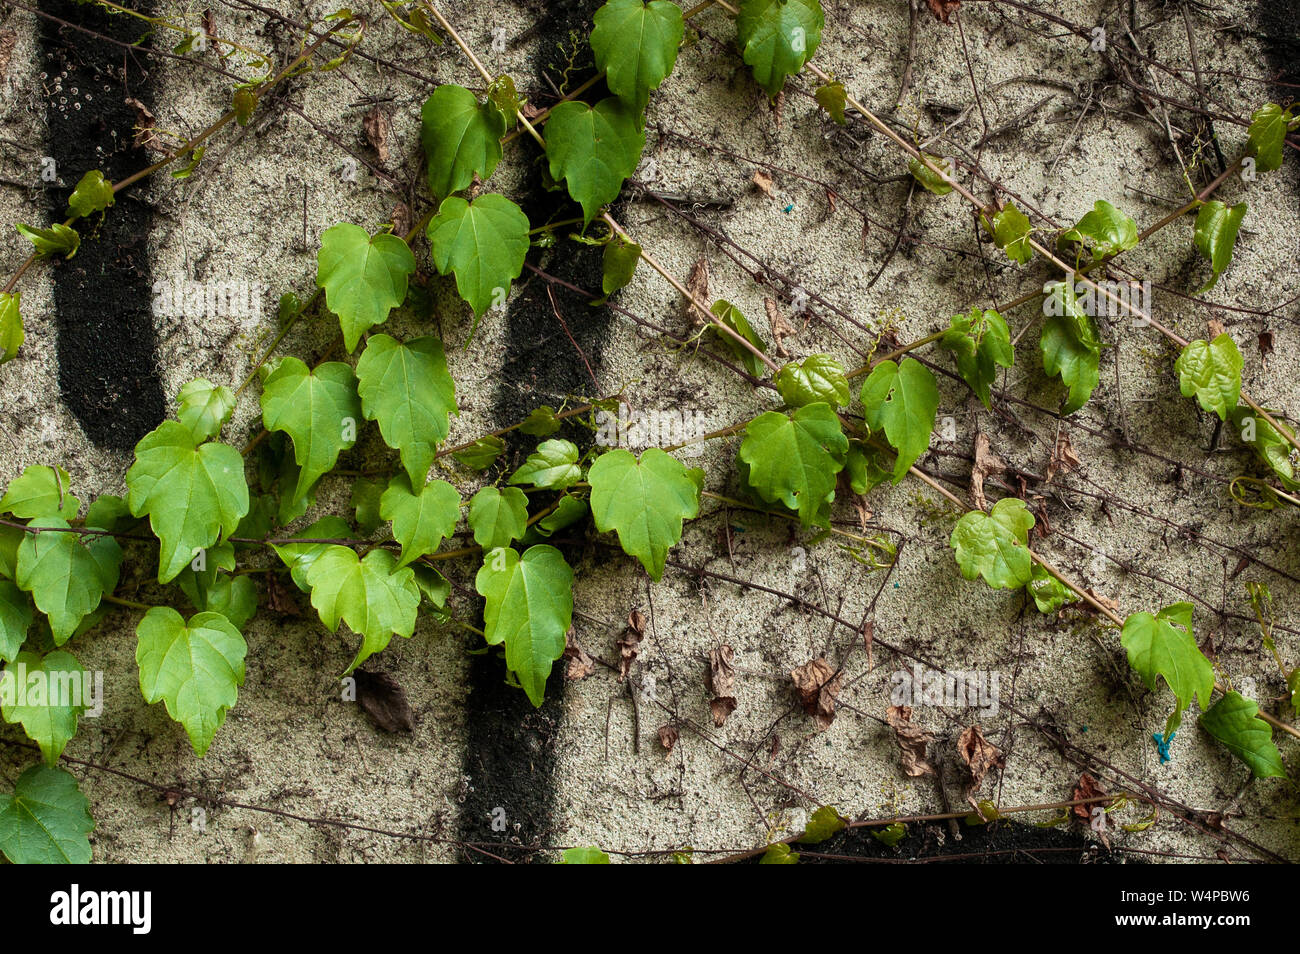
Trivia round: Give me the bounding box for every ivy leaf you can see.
[908,153,953,195]
[588,448,702,580]
[356,334,458,489]
[1230,406,1300,492]
[1120,602,1214,736]
[1040,280,1100,414]
[1059,200,1138,260]
[844,440,892,495]
[1,465,80,520]
[316,223,416,352]
[260,357,362,502]
[475,545,574,707]
[859,357,940,481]
[420,83,507,200]
[453,435,506,471]
[15,222,80,260]
[468,486,530,551]
[509,439,583,490]
[136,607,246,756]
[1246,102,1293,174]
[545,98,645,226]
[775,354,850,408]
[1028,563,1076,614]
[0,292,21,364]
[535,496,589,537]
[176,377,236,443]
[797,805,846,844]
[814,81,847,124]
[0,525,20,581]
[305,547,420,674]
[990,202,1032,264]
[590,0,685,114]
[739,403,847,527]
[2,650,84,765]
[380,475,461,568]
[1175,333,1242,422]
[601,234,641,297]
[735,0,824,98]
[350,477,385,534]
[428,193,531,321]
[940,307,1014,409]
[67,169,114,220]
[1199,691,1286,779]
[16,518,121,644]
[270,516,353,592]
[0,580,32,662]
[84,495,133,534]
[1193,200,1247,291]
[519,406,561,437]
[126,421,250,583]
[760,843,799,863]
[710,299,768,377]
[0,765,93,864]
[559,845,611,864]
[949,498,1035,590]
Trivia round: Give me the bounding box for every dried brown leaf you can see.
[263,571,301,616]
[1045,431,1081,483]
[617,610,646,680]
[925,0,961,24]
[564,628,595,681]
[353,669,414,732]
[708,644,737,727]
[0,29,16,81]
[1071,772,1110,823]
[970,431,1005,511]
[125,97,161,151]
[657,724,679,755]
[363,106,391,163]
[752,170,777,200]
[957,725,1005,793]
[790,656,842,731]
[766,298,795,358]
[886,705,936,778]
[685,256,710,326]
[1259,330,1274,367]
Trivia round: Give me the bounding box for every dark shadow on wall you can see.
[39,0,165,450]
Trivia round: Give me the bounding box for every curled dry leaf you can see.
[970,431,1006,512]
[766,298,795,358]
[708,644,737,727]
[752,170,777,200]
[1071,772,1110,824]
[263,571,301,616]
[1045,431,1080,483]
[363,105,391,163]
[790,656,842,731]
[125,97,161,151]
[657,724,679,755]
[353,669,415,733]
[391,201,413,239]
[886,705,936,778]
[957,725,1005,793]
[1258,330,1273,367]
[617,609,646,681]
[685,256,710,326]
[564,628,595,681]
[0,29,16,81]
[925,0,961,24]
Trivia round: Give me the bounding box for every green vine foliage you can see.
[0,0,1293,863]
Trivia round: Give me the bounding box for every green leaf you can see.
[739,403,847,527]
[775,354,849,408]
[1059,200,1138,260]
[602,234,641,297]
[0,580,32,662]
[990,202,1032,264]
[1193,200,1247,291]
[0,292,21,364]
[545,98,645,226]
[1040,280,1100,414]
[136,607,247,756]
[1120,602,1214,736]
[519,406,562,437]
[1231,406,1300,492]
[412,564,451,609]
[1028,563,1076,614]
[759,842,798,863]
[356,334,457,489]
[1,650,85,765]
[1,465,80,520]
[125,421,250,583]
[468,486,530,551]
[420,84,507,200]
[859,357,940,481]
[176,377,236,443]
[380,475,461,568]
[185,572,257,632]
[305,547,420,674]
[0,765,93,864]
[350,477,385,535]
[16,518,121,644]
[949,497,1035,590]
[710,299,768,377]
[735,0,824,98]
[797,805,846,844]
[15,222,80,259]
[1199,691,1285,779]
[475,545,574,706]
[908,153,953,195]
[1175,333,1242,421]
[84,494,133,533]
[260,357,362,501]
[67,169,114,219]
[814,81,846,124]
[871,822,907,847]
[270,516,353,592]
[0,525,20,581]
[487,75,521,126]
[559,845,610,864]
[316,223,416,352]
[844,440,892,495]
[509,439,583,490]
[535,496,589,536]
[428,193,531,321]
[590,0,685,114]
[232,87,256,125]
[588,448,702,580]
[453,435,506,472]
[940,307,1013,409]
[1246,102,1293,174]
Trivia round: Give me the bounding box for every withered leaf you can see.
[957,725,1005,793]
[264,571,301,616]
[970,430,1005,512]
[752,170,777,200]
[125,97,161,151]
[766,298,795,358]
[886,705,936,778]
[363,106,391,163]
[564,628,595,681]
[657,724,679,755]
[617,610,646,680]
[1045,431,1080,483]
[0,29,16,81]
[790,656,842,731]
[708,644,737,727]
[925,0,961,24]
[1071,772,1110,824]
[685,256,710,325]
[1259,330,1274,367]
[353,669,414,732]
